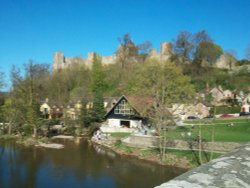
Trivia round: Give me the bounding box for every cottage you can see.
[195,102,210,118]
[40,100,51,119]
[65,101,82,120]
[104,95,153,129]
[223,90,233,99]
[50,105,64,119]
[209,87,224,102]
[170,102,210,119]
[40,99,64,119]
[241,103,250,113]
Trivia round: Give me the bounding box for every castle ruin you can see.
[52,42,173,72]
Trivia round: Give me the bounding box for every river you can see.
[0,139,185,188]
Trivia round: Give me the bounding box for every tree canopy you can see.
[194,42,223,65]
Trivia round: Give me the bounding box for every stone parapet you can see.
[122,135,242,153]
[155,143,250,188]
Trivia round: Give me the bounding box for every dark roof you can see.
[105,95,155,118]
[104,97,120,111]
[126,95,155,115]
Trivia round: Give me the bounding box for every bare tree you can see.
[116,33,138,68]
[224,50,237,70]
[246,44,250,60]
[173,31,194,61]
[193,30,213,48]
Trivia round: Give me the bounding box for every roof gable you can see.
[105,95,156,119]
[105,95,140,118]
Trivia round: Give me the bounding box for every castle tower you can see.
[87,52,95,61]
[53,52,65,72]
[160,42,173,56]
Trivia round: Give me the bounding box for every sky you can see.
[0,0,250,89]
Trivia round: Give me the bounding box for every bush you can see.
[210,106,241,115]
[87,123,101,136]
[22,124,33,135]
[114,140,122,147]
[75,128,82,136]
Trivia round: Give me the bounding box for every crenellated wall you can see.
[52,41,172,72]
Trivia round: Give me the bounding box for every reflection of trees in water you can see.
[0,139,186,188]
[0,140,43,188]
[43,140,111,179]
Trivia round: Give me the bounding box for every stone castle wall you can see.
[52,42,172,72]
[52,42,238,72]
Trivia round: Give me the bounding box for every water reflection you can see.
[0,139,186,188]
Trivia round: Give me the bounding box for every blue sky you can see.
[0,0,250,89]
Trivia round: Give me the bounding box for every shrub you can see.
[22,124,33,135]
[210,106,241,114]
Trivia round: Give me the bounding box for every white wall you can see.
[241,104,250,113]
[130,120,141,128]
[107,118,141,128]
[107,119,120,127]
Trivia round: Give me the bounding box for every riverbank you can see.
[91,136,193,170]
[1,137,182,188]
[0,133,217,170]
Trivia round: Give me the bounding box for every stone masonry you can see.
[52,42,172,72]
[155,142,250,188]
[122,135,242,153]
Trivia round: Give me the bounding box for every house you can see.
[171,102,210,119]
[104,95,154,129]
[40,99,51,119]
[223,90,233,99]
[241,103,250,113]
[40,97,121,121]
[209,87,224,103]
[195,102,210,118]
[40,99,64,119]
[65,101,82,120]
[50,105,64,119]
[104,97,120,112]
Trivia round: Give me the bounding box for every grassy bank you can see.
[111,140,221,168]
[166,118,250,142]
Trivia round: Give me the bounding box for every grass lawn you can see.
[109,132,131,138]
[165,149,222,167]
[165,118,250,142]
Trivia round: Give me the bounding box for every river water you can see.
[0,139,185,188]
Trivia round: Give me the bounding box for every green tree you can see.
[194,42,223,65]
[90,53,106,123]
[134,60,195,160]
[135,60,195,106]
[24,62,48,137]
[79,98,92,128]
[0,71,5,124]
[91,91,106,123]
[9,62,50,137]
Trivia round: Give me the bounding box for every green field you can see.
[165,149,222,166]
[165,118,250,142]
[109,132,131,138]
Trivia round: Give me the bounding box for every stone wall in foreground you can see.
[122,135,242,153]
[155,143,250,188]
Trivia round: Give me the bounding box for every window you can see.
[242,107,245,112]
[120,120,130,128]
[44,108,48,114]
[114,99,136,115]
